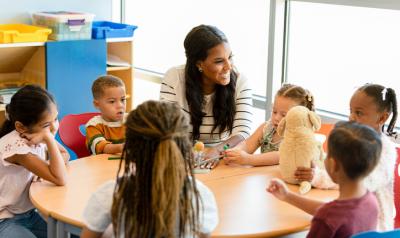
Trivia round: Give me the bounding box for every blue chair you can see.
[352,229,400,238]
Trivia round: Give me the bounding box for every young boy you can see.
[267,121,381,238]
[86,75,126,155]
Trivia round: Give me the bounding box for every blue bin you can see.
[92,21,137,39]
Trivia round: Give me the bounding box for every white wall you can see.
[0,0,113,24]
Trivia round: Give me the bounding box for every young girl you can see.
[81,100,218,238]
[223,84,315,166]
[0,85,69,238]
[297,83,398,231]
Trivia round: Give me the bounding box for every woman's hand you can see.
[200,147,221,169]
[223,148,250,165]
[266,178,290,201]
[294,161,315,182]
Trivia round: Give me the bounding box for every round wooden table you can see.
[30,154,338,238]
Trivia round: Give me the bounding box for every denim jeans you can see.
[0,209,47,238]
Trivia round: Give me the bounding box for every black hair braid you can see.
[386,88,398,137]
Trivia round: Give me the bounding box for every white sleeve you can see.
[160,67,180,103]
[363,135,396,192]
[195,179,219,234]
[232,74,253,139]
[82,181,115,233]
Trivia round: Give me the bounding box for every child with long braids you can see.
[223,84,316,166]
[296,84,398,230]
[81,100,218,238]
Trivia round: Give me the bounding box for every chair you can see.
[316,123,334,152]
[59,112,100,158]
[352,229,400,238]
[394,147,400,228]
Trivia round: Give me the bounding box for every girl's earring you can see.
[198,67,203,73]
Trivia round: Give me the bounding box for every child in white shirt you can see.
[0,85,69,238]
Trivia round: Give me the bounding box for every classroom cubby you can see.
[0,42,46,123]
[0,38,134,125]
[106,37,134,110]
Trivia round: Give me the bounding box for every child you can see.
[223,84,315,166]
[296,84,398,230]
[0,85,69,238]
[268,121,381,238]
[86,75,127,155]
[81,100,218,238]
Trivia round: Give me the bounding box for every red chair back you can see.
[59,112,100,158]
[394,147,400,228]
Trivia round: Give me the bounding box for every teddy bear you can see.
[277,105,324,194]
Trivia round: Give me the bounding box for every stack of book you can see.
[0,88,19,104]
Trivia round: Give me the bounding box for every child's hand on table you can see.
[223,148,250,165]
[267,178,290,201]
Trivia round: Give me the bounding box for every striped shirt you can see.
[85,115,126,155]
[160,65,253,146]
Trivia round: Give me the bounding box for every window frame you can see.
[118,0,400,129]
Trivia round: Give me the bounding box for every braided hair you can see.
[111,100,200,238]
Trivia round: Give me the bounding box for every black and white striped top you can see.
[160,65,253,146]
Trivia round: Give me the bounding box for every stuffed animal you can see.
[277,106,323,194]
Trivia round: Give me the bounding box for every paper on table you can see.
[107,54,130,67]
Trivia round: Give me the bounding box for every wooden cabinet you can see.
[106,37,134,111]
[0,42,46,123]
[0,38,134,124]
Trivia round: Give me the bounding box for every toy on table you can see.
[192,142,230,173]
[192,141,209,174]
[197,144,230,166]
[193,141,205,165]
[277,106,324,194]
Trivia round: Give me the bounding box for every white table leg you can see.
[47,216,56,238]
[56,220,69,238]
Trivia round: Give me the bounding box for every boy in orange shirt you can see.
[86,75,126,155]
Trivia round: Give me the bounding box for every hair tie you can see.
[160,134,173,141]
[160,132,184,141]
[381,88,388,101]
[307,95,312,102]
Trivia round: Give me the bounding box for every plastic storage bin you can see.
[0,24,51,43]
[92,21,137,39]
[32,11,95,41]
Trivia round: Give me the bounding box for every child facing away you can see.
[296,84,398,230]
[86,75,127,155]
[0,85,69,238]
[268,121,381,238]
[223,84,315,166]
[81,100,218,238]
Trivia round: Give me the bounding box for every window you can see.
[125,0,269,97]
[286,1,400,116]
[125,0,271,128]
